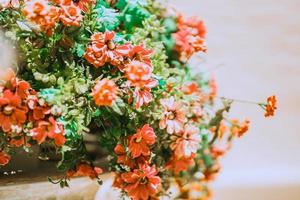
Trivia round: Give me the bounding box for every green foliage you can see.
[94,1,120,31]
[116,0,151,32]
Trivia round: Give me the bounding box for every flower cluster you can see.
[0,77,65,165]
[173,14,207,62]
[87,31,157,109]
[113,125,161,200]
[22,0,87,35]
[0,1,276,199]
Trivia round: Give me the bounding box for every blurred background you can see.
[1,0,300,199]
[172,0,300,199]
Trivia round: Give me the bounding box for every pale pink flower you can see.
[133,79,157,109]
[170,124,201,158]
[159,97,187,134]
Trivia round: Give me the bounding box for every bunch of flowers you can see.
[0,0,276,199]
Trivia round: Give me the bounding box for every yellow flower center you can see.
[135,136,143,143]
[107,40,115,50]
[167,111,176,120]
[3,106,13,115]
[140,177,148,185]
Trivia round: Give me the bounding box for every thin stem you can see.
[216,96,265,106]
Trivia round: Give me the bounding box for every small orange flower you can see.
[127,44,153,67]
[173,29,207,62]
[53,0,95,12]
[133,87,152,109]
[118,164,161,200]
[181,82,200,95]
[0,89,28,132]
[231,119,250,137]
[84,31,130,68]
[114,143,135,168]
[170,124,201,158]
[67,163,102,179]
[125,61,153,88]
[177,14,207,39]
[60,3,83,27]
[23,0,59,35]
[264,95,277,117]
[128,124,156,158]
[159,97,187,134]
[166,153,195,174]
[0,151,10,166]
[92,78,118,106]
[132,79,157,109]
[9,136,29,147]
[174,14,207,62]
[30,116,65,146]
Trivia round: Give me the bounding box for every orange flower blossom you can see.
[128,124,156,158]
[59,3,83,27]
[84,31,130,68]
[170,124,201,158]
[159,96,187,134]
[92,78,118,106]
[118,164,161,200]
[264,95,277,117]
[30,116,66,146]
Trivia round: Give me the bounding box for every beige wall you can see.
[173,0,300,199]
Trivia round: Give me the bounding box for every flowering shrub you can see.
[0,0,276,199]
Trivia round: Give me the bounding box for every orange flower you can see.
[264,95,277,117]
[84,31,130,68]
[0,151,10,166]
[120,164,161,200]
[203,163,221,182]
[166,153,195,174]
[114,143,135,168]
[133,87,152,109]
[159,97,187,134]
[23,0,59,35]
[30,116,65,146]
[0,90,28,132]
[27,95,51,121]
[231,119,250,137]
[127,44,153,67]
[128,124,156,158]
[133,79,157,109]
[92,78,118,106]
[76,0,95,12]
[60,3,83,27]
[15,79,32,100]
[53,0,95,12]
[173,29,207,62]
[170,124,201,158]
[9,136,29,147]
[67,163,102,179]
[210,146,227,159]
[174,14,207,62]
[181,82,200,95]
[178,14,207,39]
[125,61,153,88]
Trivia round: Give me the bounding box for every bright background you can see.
[173,0,300,199]
[1,1,300,200]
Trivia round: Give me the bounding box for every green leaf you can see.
[73,43,85,57]
[163,17,177,33]
[94,5,120,31]
[116,0,150,32]
[38,88,60,103]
